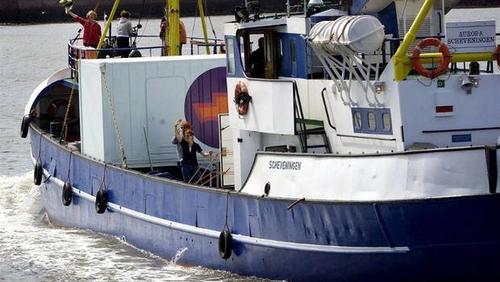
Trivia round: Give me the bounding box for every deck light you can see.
[461,75,479,94]
[374,81,385,94]
[308,0,324,7]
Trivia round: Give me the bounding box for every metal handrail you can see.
[320,88,336,131]
[293,81,308,152]
[67,34,225,78]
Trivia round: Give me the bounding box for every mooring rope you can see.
[61,78,77,142]
[101,66,128,168]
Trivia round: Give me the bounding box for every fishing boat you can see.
[22,0,500,280]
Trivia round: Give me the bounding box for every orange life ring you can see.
[412,38,451,79]
[495,45,500,67]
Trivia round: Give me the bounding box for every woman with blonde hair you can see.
[67,9,101,48]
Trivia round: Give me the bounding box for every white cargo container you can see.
[78,55,227,168]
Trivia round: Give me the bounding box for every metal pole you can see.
[197,0,210,54]
[168,0,181,56]
[287,0,290,17]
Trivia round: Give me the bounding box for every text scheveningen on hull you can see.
[268,160,302,170]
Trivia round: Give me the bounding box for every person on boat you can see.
[172,119,192,176]
[248,37,265,78]
[66,9,101,48]
[159,16,187,55]
[175,129,212,182]
[116,10,135,58]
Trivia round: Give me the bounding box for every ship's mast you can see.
[167,0,180,56]
[165,0,210,56]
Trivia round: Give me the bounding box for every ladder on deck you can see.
[293,83,332,153]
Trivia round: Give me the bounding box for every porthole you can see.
[367,112,376,130]
[353,111,362,130]
[382,113,392,131]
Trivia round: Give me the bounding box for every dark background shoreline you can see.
[0,0,499,24]
[1,0,269,23]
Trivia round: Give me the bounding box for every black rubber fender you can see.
[20,116,31,138]
[62,181,72,206]
[218,230,233,259]
[34,160,43,185]
[95,189,107,214]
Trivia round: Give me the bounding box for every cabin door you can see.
[218,114,234,188]
[145,77,187,164]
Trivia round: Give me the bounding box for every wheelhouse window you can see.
[290,39,297,77]
[237,29,278,79]
[226,39,235,74]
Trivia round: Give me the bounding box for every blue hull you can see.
[31,127,500,281]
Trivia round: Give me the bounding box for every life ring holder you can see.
[412,38,451,79]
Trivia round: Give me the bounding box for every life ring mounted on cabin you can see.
[412,38,451,79]
[234,81,252,116]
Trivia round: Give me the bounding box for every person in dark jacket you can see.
[249,37,265,78]
[175,129,212,182]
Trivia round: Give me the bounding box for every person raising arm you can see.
[179,130,212,182]
[67,9,102,48]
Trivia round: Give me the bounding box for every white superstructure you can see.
[79,55,226,167]
[222,0,500,200]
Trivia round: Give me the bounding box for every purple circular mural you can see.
[184,67,228,148]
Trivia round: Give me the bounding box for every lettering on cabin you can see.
[446,21,496,53]
[268,160,302,171]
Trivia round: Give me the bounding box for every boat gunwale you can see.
[29,123,498,205]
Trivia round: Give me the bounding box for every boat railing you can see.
[67,35,225,79]
[310,32,500,81]
[382,33,500,74]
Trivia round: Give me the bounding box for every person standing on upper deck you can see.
[159,16,187,55]
[116,10,135,58]
[66,9,101,48]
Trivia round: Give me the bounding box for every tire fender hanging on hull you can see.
[20,116,30,138]
[218,230,233,259]
[95,190,107,214]
[62,181,73,206]
[34,160,43,185]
